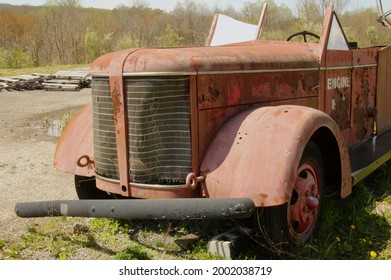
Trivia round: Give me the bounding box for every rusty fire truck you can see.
[16,4,391,248]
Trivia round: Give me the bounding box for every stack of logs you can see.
[0,70,91,92]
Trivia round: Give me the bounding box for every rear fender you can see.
[54,104,95,177]
[200,105,351,207]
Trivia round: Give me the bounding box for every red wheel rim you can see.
[289,162,320,240]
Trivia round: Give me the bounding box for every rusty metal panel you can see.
[376,45,391,135]
[324,51,353,139]
[95,177,195,199]
[198,97,318,162]
[197,71,319,110]
[350,49,377,145]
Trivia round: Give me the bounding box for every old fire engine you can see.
[16,5,391,247]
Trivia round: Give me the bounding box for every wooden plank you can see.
[0,77,20,83]
[54,70,90,80]
[43,79,82,85]
[32,73,52,78]
[0,82,9,91]
[42,83,80,91]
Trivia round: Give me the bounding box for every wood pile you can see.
[0,70,91,92]
[42,70,91,91]
[0,74,45,91]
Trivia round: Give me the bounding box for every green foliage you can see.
[0,47,34,69]
[115,244,151,260]
[0,63,88,76]
[155,24,184,47]
[0,239,6,249]
[84,29,113,62]
[367,26,381,45]
[60,112,74,129]
[115,35,141,51]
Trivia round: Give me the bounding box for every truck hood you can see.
[90,41,320,75]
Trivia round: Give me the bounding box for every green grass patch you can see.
[0,64,89,77]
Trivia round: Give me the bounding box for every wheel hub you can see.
[290,163,320,239]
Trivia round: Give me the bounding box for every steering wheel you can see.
[287,31,320,42]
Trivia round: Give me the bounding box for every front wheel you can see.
[254,141,325,249]
[75,175,114,199]
[288,141,324,242]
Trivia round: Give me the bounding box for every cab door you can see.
[323,14,353,144]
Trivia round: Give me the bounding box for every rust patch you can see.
[257,193,269,206]
[330,87,350,130]
[111,81,122,118]
[200,86,220,103]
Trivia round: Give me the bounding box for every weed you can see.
[115,244,151,260]
[60,112,74,129]
[0,239,6,249]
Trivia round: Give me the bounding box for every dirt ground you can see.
[0,88,91,243]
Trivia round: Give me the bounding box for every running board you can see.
[349,129,391,185]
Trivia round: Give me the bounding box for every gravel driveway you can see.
[0,88,91,240]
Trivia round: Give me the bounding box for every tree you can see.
[155,24,184,47]
[240,0,294,40]
[172,0,213,46]
[113,2,164,48]
[84,29,113,62]
[297,0,351,23]
[38,0,85,64]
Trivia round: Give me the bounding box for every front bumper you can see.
[15,198,256,220]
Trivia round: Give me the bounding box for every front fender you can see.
[200,105,351,207]
[54,104,95,177]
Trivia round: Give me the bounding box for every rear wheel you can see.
[75,175,114,199]
[254,141,325,249]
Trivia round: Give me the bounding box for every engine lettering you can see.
[327,76,351,90]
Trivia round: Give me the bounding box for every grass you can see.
[0,64,90,77]
[0,162,389,260]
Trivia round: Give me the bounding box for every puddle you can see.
[47,120,63,137]
[28,119,63,137]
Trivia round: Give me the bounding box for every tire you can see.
[75,175,114,199]
[253,141,325,249]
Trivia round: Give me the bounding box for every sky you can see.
[0,0,382,13]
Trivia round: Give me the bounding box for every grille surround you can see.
[91,76,192,185]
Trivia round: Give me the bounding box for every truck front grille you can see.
[126,76,191,184]
[91,76,191,185]
[92,77,120,180]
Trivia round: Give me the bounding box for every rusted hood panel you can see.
[91,42,320,75]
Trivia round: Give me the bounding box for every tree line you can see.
[0,0,390,69]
